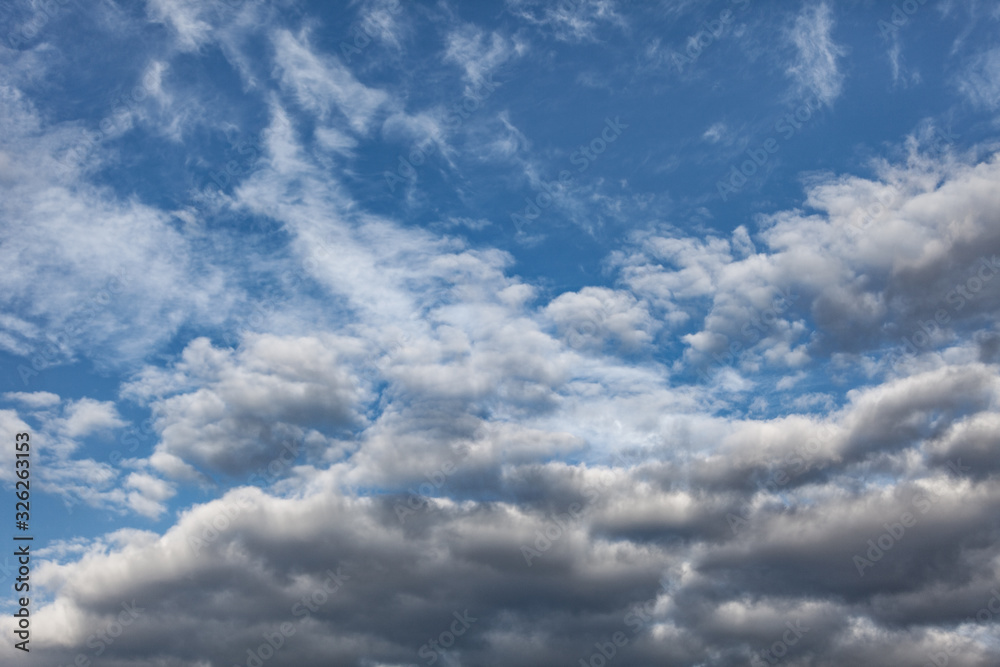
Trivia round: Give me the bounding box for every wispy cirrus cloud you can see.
[956,46,1000,110]
[3,2,1000,665]
[505,0,627,42]
[785,1,846,105]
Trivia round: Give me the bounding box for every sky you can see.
[1,0,1000,665]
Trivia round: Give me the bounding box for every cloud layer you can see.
[1,1,999,666]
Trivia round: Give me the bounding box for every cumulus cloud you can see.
[610,151,1000,383]
[0,393,179,517]
[124,334,366,478]
[544,286,660,351]
[4,3,1000,666]
[9,358,1000,665]
[59,398,126,439]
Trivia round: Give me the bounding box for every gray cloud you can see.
[3,3,1000,666]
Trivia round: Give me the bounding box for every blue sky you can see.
[2,1,1000,665]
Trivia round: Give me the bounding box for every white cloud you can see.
[957,47,1000,110]
[5,6,1000,663]
[59,398,125,439]
[145,0,266,56]
[785,2,846,105]
[505,0,626,43]
[125,472,177,519]
[11,356,1000,664]
[146,0,213,51]
[273,28,389,133]
[443,23,526,86]
[355,0,407,52]
[124,334,367,477]
[3,391,61,408]
[0,82,241,367]
[612,149,1000,377]
[437,216,493,231]
[544,286,659,351]
[702,121,728,144]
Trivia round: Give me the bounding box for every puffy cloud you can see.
[125,335,367,478]
[5,5,1000,665]
[544,286,660,351]
[0,392,176,518]
[8,375,1000,665]
[610,152,1000,385]
[125,472,177,519]
[59,398,126,440]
